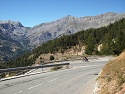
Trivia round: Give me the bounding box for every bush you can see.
[50,55,55,61]
[51,66,63,71]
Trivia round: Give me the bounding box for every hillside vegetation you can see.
[97,51,125,94]
[0,18,125,69]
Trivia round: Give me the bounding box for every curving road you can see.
[0,57,111,94]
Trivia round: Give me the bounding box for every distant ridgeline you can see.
[0,18,125,69]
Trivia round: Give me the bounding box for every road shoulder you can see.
[80,76,97,94]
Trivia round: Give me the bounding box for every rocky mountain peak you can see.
[64,15,77,19]
[59,15,77,21]
[0,20,23,27]
[0,20,30,44]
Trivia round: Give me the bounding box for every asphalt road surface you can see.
[0,57,111,94]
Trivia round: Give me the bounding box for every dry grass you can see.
[97,51,125,94]
[51,66,63,71]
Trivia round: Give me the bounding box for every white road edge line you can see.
[14,91,22,94]
[28,78,58,90]
[28,83,44,90]
[73,65,98,69]
[47,78,58,83]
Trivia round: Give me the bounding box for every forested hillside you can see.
[33,18,125,56]
[0,18,125,69]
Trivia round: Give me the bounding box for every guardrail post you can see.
[23,71,25,75]
[0,73,1,80]
[42,68,44,72]
[66,65,69,69]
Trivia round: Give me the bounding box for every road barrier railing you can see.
[0,63,70,73]
[0,63,70,81]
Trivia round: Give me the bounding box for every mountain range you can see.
[0,12,125,62]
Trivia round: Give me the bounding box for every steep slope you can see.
[0,21,30,62]
[27,12,125,46]
[96,51,125,94]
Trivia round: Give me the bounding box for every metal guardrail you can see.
[0,63,70,73]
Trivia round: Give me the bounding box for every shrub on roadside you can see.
[51,66,63,71]
[50,55,55,61]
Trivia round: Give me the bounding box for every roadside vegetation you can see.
[51,66,63,71]
[97,51,125,94]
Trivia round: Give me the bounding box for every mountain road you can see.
[0,57,112,94]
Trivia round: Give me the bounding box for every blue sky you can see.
[0,0,125,27]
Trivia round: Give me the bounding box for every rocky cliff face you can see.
[0,21,30,62]
[0,20,30,42]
